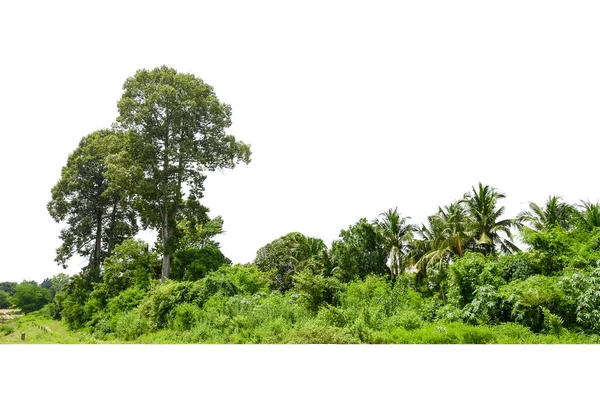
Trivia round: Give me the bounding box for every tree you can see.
[254,232,327,291]
[0,290,11,309]
[409,201,470,287]
[116,66,251,282]
[10,282,51,313]
[0,282,17,296]
[517,196,574,232]
[373,208,414,278]
[330,218,388,282]
[463,183,519,255]
[574,200,600,231]
[47,130,138,281]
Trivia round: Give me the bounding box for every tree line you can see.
[3,65,600,343]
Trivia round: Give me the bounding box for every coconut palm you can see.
[409,201,471,276]
[463,183,520,255]
[574,200,600,231]
[374,208,414,279]
[517,195,574,232]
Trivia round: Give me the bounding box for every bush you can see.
[115,310,149,341]
[106,287,147,316]
[140,281,205,330]
[292,270,344,312]
[171,303,200,332]
[0,324,15,336]
[448,252,505,308]
[499,275,567,331]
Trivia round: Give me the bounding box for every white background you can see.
[1,1,599,284]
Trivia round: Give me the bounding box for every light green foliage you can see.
[0,290,11,309]
[462,284,501,324]
[171,303,200,332]
[140,281,205,330]
[499,275,567,332]
[331,219,388,282]
[115,310,149,340]
[448,252,505,308]
[102,239,160,296]
[292,270,344,312]
[559,267,600,332]
[10,282,51,314]
[541,307,564,335]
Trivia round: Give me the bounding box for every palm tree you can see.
[373,208,414,279]
[574,200,600,231]
[517,195,574,232]
[463,183,520,255]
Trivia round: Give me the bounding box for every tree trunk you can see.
[161,203,170,283]
[93,210,102,281]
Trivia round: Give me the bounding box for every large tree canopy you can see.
[116,66,251,282]
[47,130,138,280]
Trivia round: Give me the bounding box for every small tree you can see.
[10,282,51,313]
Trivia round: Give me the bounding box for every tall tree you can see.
[48,130,138,281]
[463,183,519,255]
[373,208,414,278]
[517,195,574,232]
[116,66,251,282]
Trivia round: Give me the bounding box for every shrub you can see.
[106,287,147,316]
[140,281,205,330]
[171,303,200,332]
[115,310,149,341]
[0,324,15,336]
[292,270,344,312]
[499,275,567,331]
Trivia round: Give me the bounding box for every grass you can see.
[3,310,600,344]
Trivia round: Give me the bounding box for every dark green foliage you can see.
[171,246,230,281]
[47,130,138,279]
[255,232,328,291]
[10,283,51,314]
[330,219,388,282]
[498,252,539,281]
[0,282,17,296]
[0,290,11,309]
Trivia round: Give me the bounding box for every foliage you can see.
[0,282,17,296]
[292,270,344,312]
[101,239,160,297]
[255,232,328,291]
[0,290,11,309]
[171,245,230,281]
[447,252,504,308]
[330,219,388,282]
[116,65,251,281]
[47,129,138,279]
[10,282,51,314]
